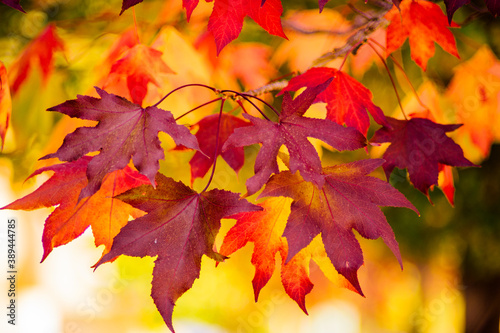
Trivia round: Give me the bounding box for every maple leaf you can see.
[120,0,143,14]
[444,0,499,23]
[105,44,174,106]
[0,62,12,150]
[385,0,459,71]
[2,157,149,261]
[280,67,388,137]
[370,117,477,198]
[220,197,289,301]
[183,0,199,20]
[207,0,287,54]
[223,82,366,195]
[42,87,199,199]
[259,159,419,294]
[0,0,24,12]
[188,113,250,182]
[95,174,261,332]
[9,24,64,94]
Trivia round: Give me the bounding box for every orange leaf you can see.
[103,44,174,106]
[2,157,149,261]
[385,0,459,71]
[220,197,290,301]
[9,24,64,94]
[446,46,500,160]
[0,61,11,150]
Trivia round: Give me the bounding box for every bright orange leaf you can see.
[9,24,64,94]
[103,44,174,106]
[385,0,459,71]
[2,157,149,260]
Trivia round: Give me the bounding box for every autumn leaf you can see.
[188,113,250,182]
[223,81,366,195]
[1,0,24,12]
[2,157,149,261]
[183,0,199,20]
[9,24,64,94]
[120,0,143,14]
[445,46,500,160]
[385,0,459,71]
[42,87,199,199]
[208,0,286,54]
[220,197,290,301]
[280,67,388,137]
[370,117,477,198]
[95,174,261,332]
[259,159,419,294]
[444,0,499,23]
[0,62,11,150]
[104,44,174,106]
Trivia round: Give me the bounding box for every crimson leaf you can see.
[95,174,261,333]
[370,117,477,197]
[223,82,366,195]
[43,87,199,199]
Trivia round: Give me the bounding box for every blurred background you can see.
[1,0,500,332]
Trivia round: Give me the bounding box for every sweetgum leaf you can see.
[280,67,388,137]
[2,157,149,260]
[43,87,199,199]
[208,0,286,54]
[370,117,477,198]
[95,174,261,332]
[259,159,419,295]
[120,0,143,14]
[223,82,366,195]
[107,44,174,106]
[1,0,24,12]
[10,24,64,94]
[385,0,459,71]
[189,113,250,182]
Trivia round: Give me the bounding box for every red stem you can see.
[152,84,218,108]
[202,98,226,193]
[175,97,223,121]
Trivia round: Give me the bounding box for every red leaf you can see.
[1,0,24,12]
[223,82,366,195]
[208,0,286,54]
[259,159,419,295]
[9,24,64,94]
[106,44,174,106]
[280,67,388,137]
[183,0,199,20]
[0,62,12,150]
[385,0,459,71]
[2,157,149,261]
[95,174,261,332]
[370,117,477,198]
[189,113,250,182]
[43,87,199,199]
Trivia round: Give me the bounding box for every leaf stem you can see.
[175,97,223,121]
[152,84,218,108]
[202,98,226,193]
[367,41,408,120]
[369,38,429,111]
[220,89,279,118]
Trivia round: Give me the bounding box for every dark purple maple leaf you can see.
[120,0,143,14]
[444,0,499,23]
[95,174,261,333]
[259,159,419,295]
[223,81,366,195]
[1,0,24,12]
[370,117,477,197]
[43,87,199,199]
